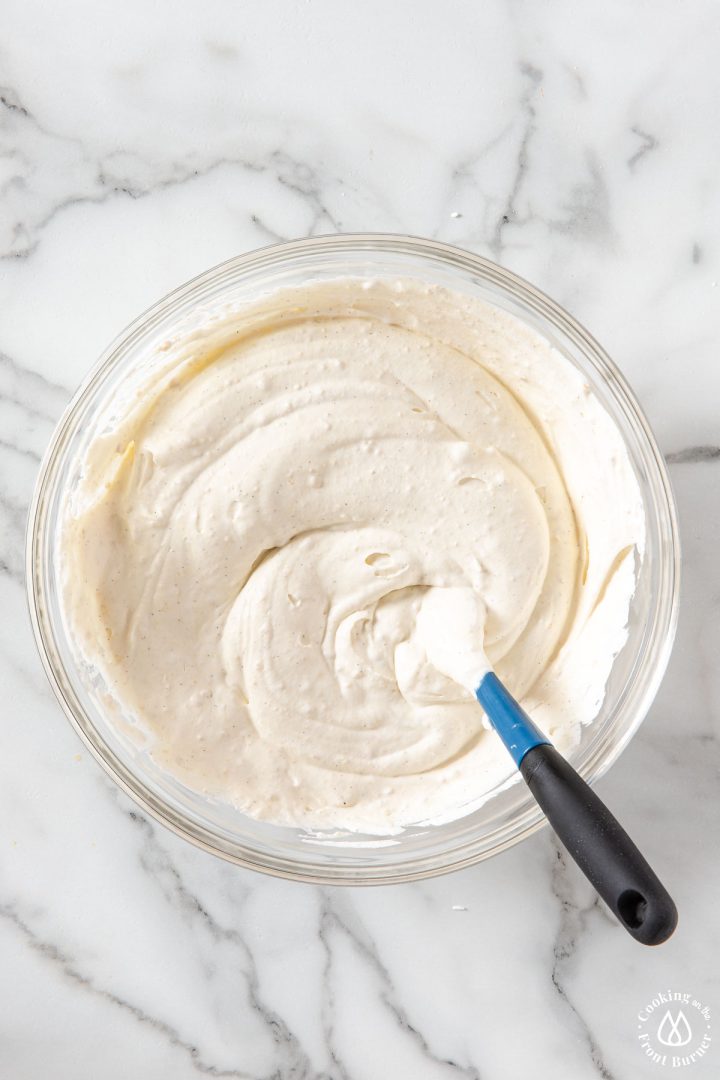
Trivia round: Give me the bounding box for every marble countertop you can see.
[2,2,718,1077]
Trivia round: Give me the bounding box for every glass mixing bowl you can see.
[26,235,680,884]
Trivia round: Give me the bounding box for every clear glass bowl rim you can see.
[26,233,681,884]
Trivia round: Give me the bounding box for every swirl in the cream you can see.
[61,280,643,832]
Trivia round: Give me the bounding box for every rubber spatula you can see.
[417,588,678,946]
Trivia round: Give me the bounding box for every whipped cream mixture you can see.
[61,279,644,833]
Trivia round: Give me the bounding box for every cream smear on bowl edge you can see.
[60,278,645,835]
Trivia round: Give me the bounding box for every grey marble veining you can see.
[1,1,718,1077]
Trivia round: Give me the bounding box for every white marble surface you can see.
[1,1,719,1076]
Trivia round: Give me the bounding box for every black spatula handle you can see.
[520,744,678,945]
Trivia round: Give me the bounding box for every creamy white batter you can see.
[61,279,644,833]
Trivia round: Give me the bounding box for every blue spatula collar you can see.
[475,671,551,767]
